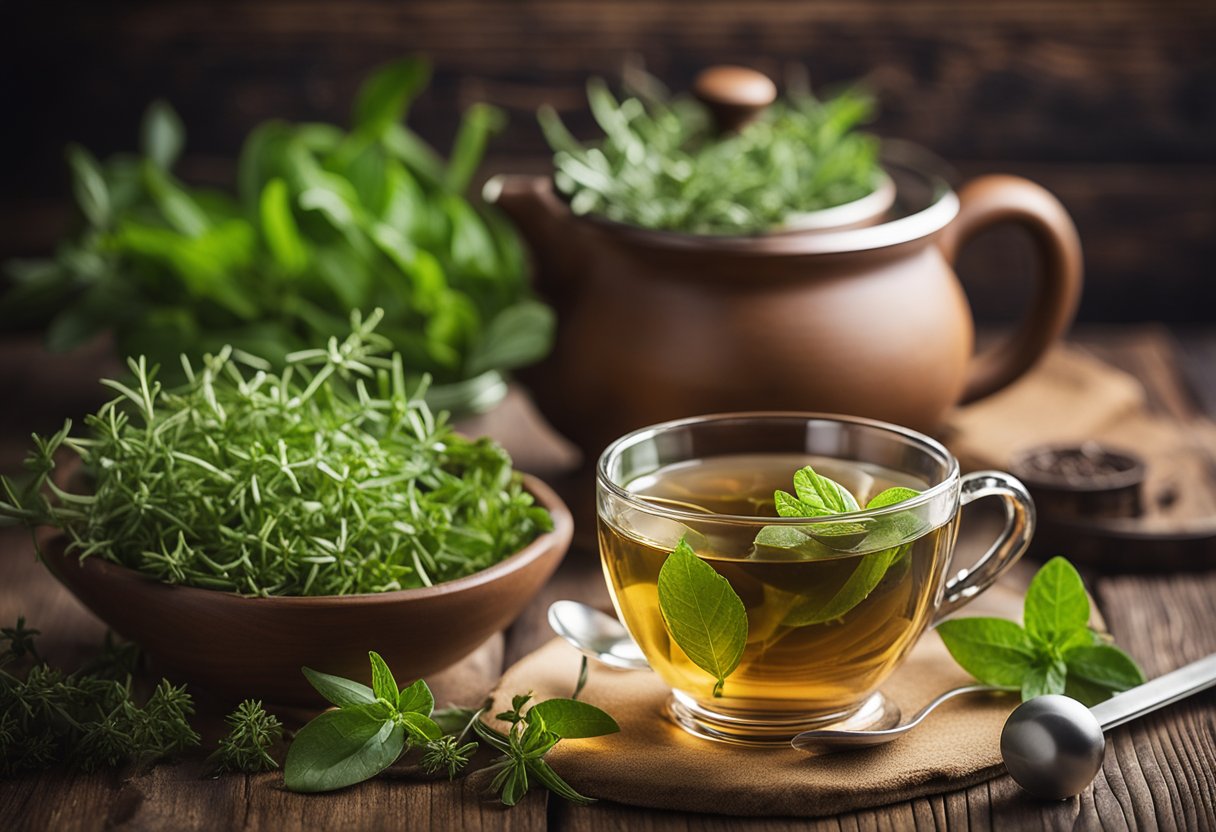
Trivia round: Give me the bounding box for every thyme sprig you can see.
[0,309,552,596]
[0,621,199,777]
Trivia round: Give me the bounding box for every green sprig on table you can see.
[284,652,619,805]
[207,700,284,775]
[0,309,552,597]
[540,69,882,234]
[3,57,553,409]
[0,619,199,776]
[937,556,1146,704]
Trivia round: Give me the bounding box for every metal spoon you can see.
[547,600,650,671]
[791,684,1007,753]
[1001,651,1216,800]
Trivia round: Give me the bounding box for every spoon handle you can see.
[1089,652,1216,731]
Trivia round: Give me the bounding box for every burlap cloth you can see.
[485,584,1030,818]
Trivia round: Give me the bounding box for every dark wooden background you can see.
[2,0,1214,323]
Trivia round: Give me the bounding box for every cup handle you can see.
[932,471,1036,624]
[937,175,1084,404]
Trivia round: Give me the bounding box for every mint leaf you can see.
[1024,556,1090,647]
[774,489,829,518]
[1021,659,1068,700]
[657,536,748,697]
[866,487,920,509]
[1063,644,1147,706]
[368,651,399,703]
[284,706,404,793]
[793,466,860,513]
[783,545,907,626]
[301,666,376,709]
[396,678,434,715]
[399,711,442,743]
[936,618,1038,687]
[527,699,620,739]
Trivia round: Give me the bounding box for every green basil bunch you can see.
[3,57,553,413]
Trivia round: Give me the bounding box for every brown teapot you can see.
[488,75,1082,457]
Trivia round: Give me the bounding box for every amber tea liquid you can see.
[599,453,958,716]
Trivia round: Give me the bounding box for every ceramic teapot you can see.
[487,70,1082,456]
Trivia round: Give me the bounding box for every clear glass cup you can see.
[596,413,1034,745]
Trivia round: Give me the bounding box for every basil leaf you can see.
[527,699,620,739]
[141,100,185,171]
[399,711,442,743]
[793,466,860,513]
[368,651,398,703]
[259,178,308,273]
[1063,644,1146,706]
[866,487,920,509]
[353,58,430,137]
[301,666,377,709]
[783,545,907,626]
[774,489,822,518]
[1021,659,1068,700]
[657,537,748,697]
[66,144,111,227]
[396,678,434,716]
[283,707,404,793]
[1024,556,1090,647]
[445,103,506,194]
[466,300,556,377]
[936,618,1038,687]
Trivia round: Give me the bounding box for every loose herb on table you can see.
[541,67,882,235]
[0,619,199,777]
[207,699,284,775]
[283,652,618,805]
[0,309,553,596]
[937,556,1146,703]
[656,466,921,697]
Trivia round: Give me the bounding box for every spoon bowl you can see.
[547,600,650,671]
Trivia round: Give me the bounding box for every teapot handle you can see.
[937,175,1083,404]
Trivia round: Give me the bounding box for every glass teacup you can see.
[596,413,1034,744]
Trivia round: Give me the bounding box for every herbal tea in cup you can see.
[596,414,1034,744]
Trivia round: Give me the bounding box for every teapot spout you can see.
[483,175,579,300]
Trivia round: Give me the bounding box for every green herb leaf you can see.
[259,178,308,273]
[368,651,399,704]
[354,57,430,136]
[1024,556,1090,647]
[782,545,906,626]
[526,699,619,739]
[936,618,1038,688]
[793,466,860,514]
[66,144,111,227]
[142,100,185,171]
[657,536,748,697]
[283,706,404,793]
[302,667,377,709]
[1021,659,1068,700]
[527,757,595,805]
[866,487,921,509]
[1063,645,1147,706]
[396,679,435,716]
[399,712,442,743]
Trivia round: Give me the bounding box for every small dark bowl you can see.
[39,474,572,707]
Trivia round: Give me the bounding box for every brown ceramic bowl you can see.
[39,474,572,708]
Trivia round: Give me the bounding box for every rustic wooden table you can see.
[2,327,1214,831]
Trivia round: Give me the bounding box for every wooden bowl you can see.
[39,474,572,707]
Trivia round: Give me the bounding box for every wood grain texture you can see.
[0,0,1213,322]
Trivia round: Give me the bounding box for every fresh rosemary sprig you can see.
[207,699,284,775]
[0,309,552,597]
